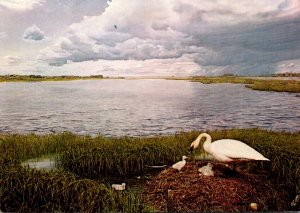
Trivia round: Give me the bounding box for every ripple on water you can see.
[0,80,299,136]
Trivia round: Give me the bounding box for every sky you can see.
[0,0,300,77]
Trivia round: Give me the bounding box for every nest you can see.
[143,161,289,212]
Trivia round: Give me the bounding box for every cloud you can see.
[276,59,300,73]
[3,55,22,65]
[0,0,45,11]
[23,25,45,41]
[38,0,300,76]
[0,32,7,39]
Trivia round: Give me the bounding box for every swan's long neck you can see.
[201,133,212,153]
[191,133,212,150]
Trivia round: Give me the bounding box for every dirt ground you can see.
[143,161,290,212]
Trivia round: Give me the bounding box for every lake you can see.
[0,79,299,136]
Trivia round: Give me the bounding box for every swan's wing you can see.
[210,139,268,160]
[172,160,186,170]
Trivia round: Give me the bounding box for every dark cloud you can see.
[23,25,45,41]
[192,17,300,75]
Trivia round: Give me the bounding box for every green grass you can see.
[245,79,300,93]
[0,129,299,211]
[167,76,300,93]
[0,163,150,212]
[59,134,194,178]
[0,74,103,82]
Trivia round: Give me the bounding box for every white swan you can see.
[172,155,188,171]
[190,133,269,163]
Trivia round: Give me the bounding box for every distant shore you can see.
[0,74,104,82]
[1,74,300,93]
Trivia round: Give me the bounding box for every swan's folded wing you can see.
[211,139,268,160]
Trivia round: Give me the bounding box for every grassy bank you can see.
[245,79,300,93]
[0,74,103,82]
[0,129,300,211]
[166,76,300,93]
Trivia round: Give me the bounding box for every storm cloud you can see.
[38,0,300,75]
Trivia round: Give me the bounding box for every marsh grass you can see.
[0,163,150,212]
[188,76,300,93]
[59,133,196,178]
[0,129,299,211]
[245,80,300,93]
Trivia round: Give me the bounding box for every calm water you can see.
[0,79,299,136]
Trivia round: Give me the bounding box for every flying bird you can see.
[190,133,269,163]
[114,25,117,30]
[172,155,188,171]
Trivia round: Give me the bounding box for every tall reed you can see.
[0,162,151,212]
[59,133,197,178]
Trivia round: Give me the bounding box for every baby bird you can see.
[112,183,126,191]
[199,163,214,176]
[172,156,188,171]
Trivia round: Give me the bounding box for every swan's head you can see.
[182,155,188,160]
[189,133,211,152]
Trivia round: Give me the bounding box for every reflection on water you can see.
[21,157,56,170]
[0,79,299,136]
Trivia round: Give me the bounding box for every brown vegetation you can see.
[143,161,289,212]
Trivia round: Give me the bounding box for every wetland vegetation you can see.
[168,75,300,93]
[0,129,299,212]
[0,74,103,82]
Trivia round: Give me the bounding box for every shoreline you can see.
[1,74,299,93]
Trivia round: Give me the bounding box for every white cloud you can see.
[0,55,23,69]
[0,0,45,11]
[276,59,300,73]
[0,32,7,39]
[23,25,45,41]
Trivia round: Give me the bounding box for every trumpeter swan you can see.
[190,133,269,163]
[172,155,188,171]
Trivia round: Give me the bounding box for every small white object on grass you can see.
[172,155,188,171]
[199,163,214,176]
[249,203,258,211]
[112,183,126,191]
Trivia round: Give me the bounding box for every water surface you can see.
[0,79,299,136]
